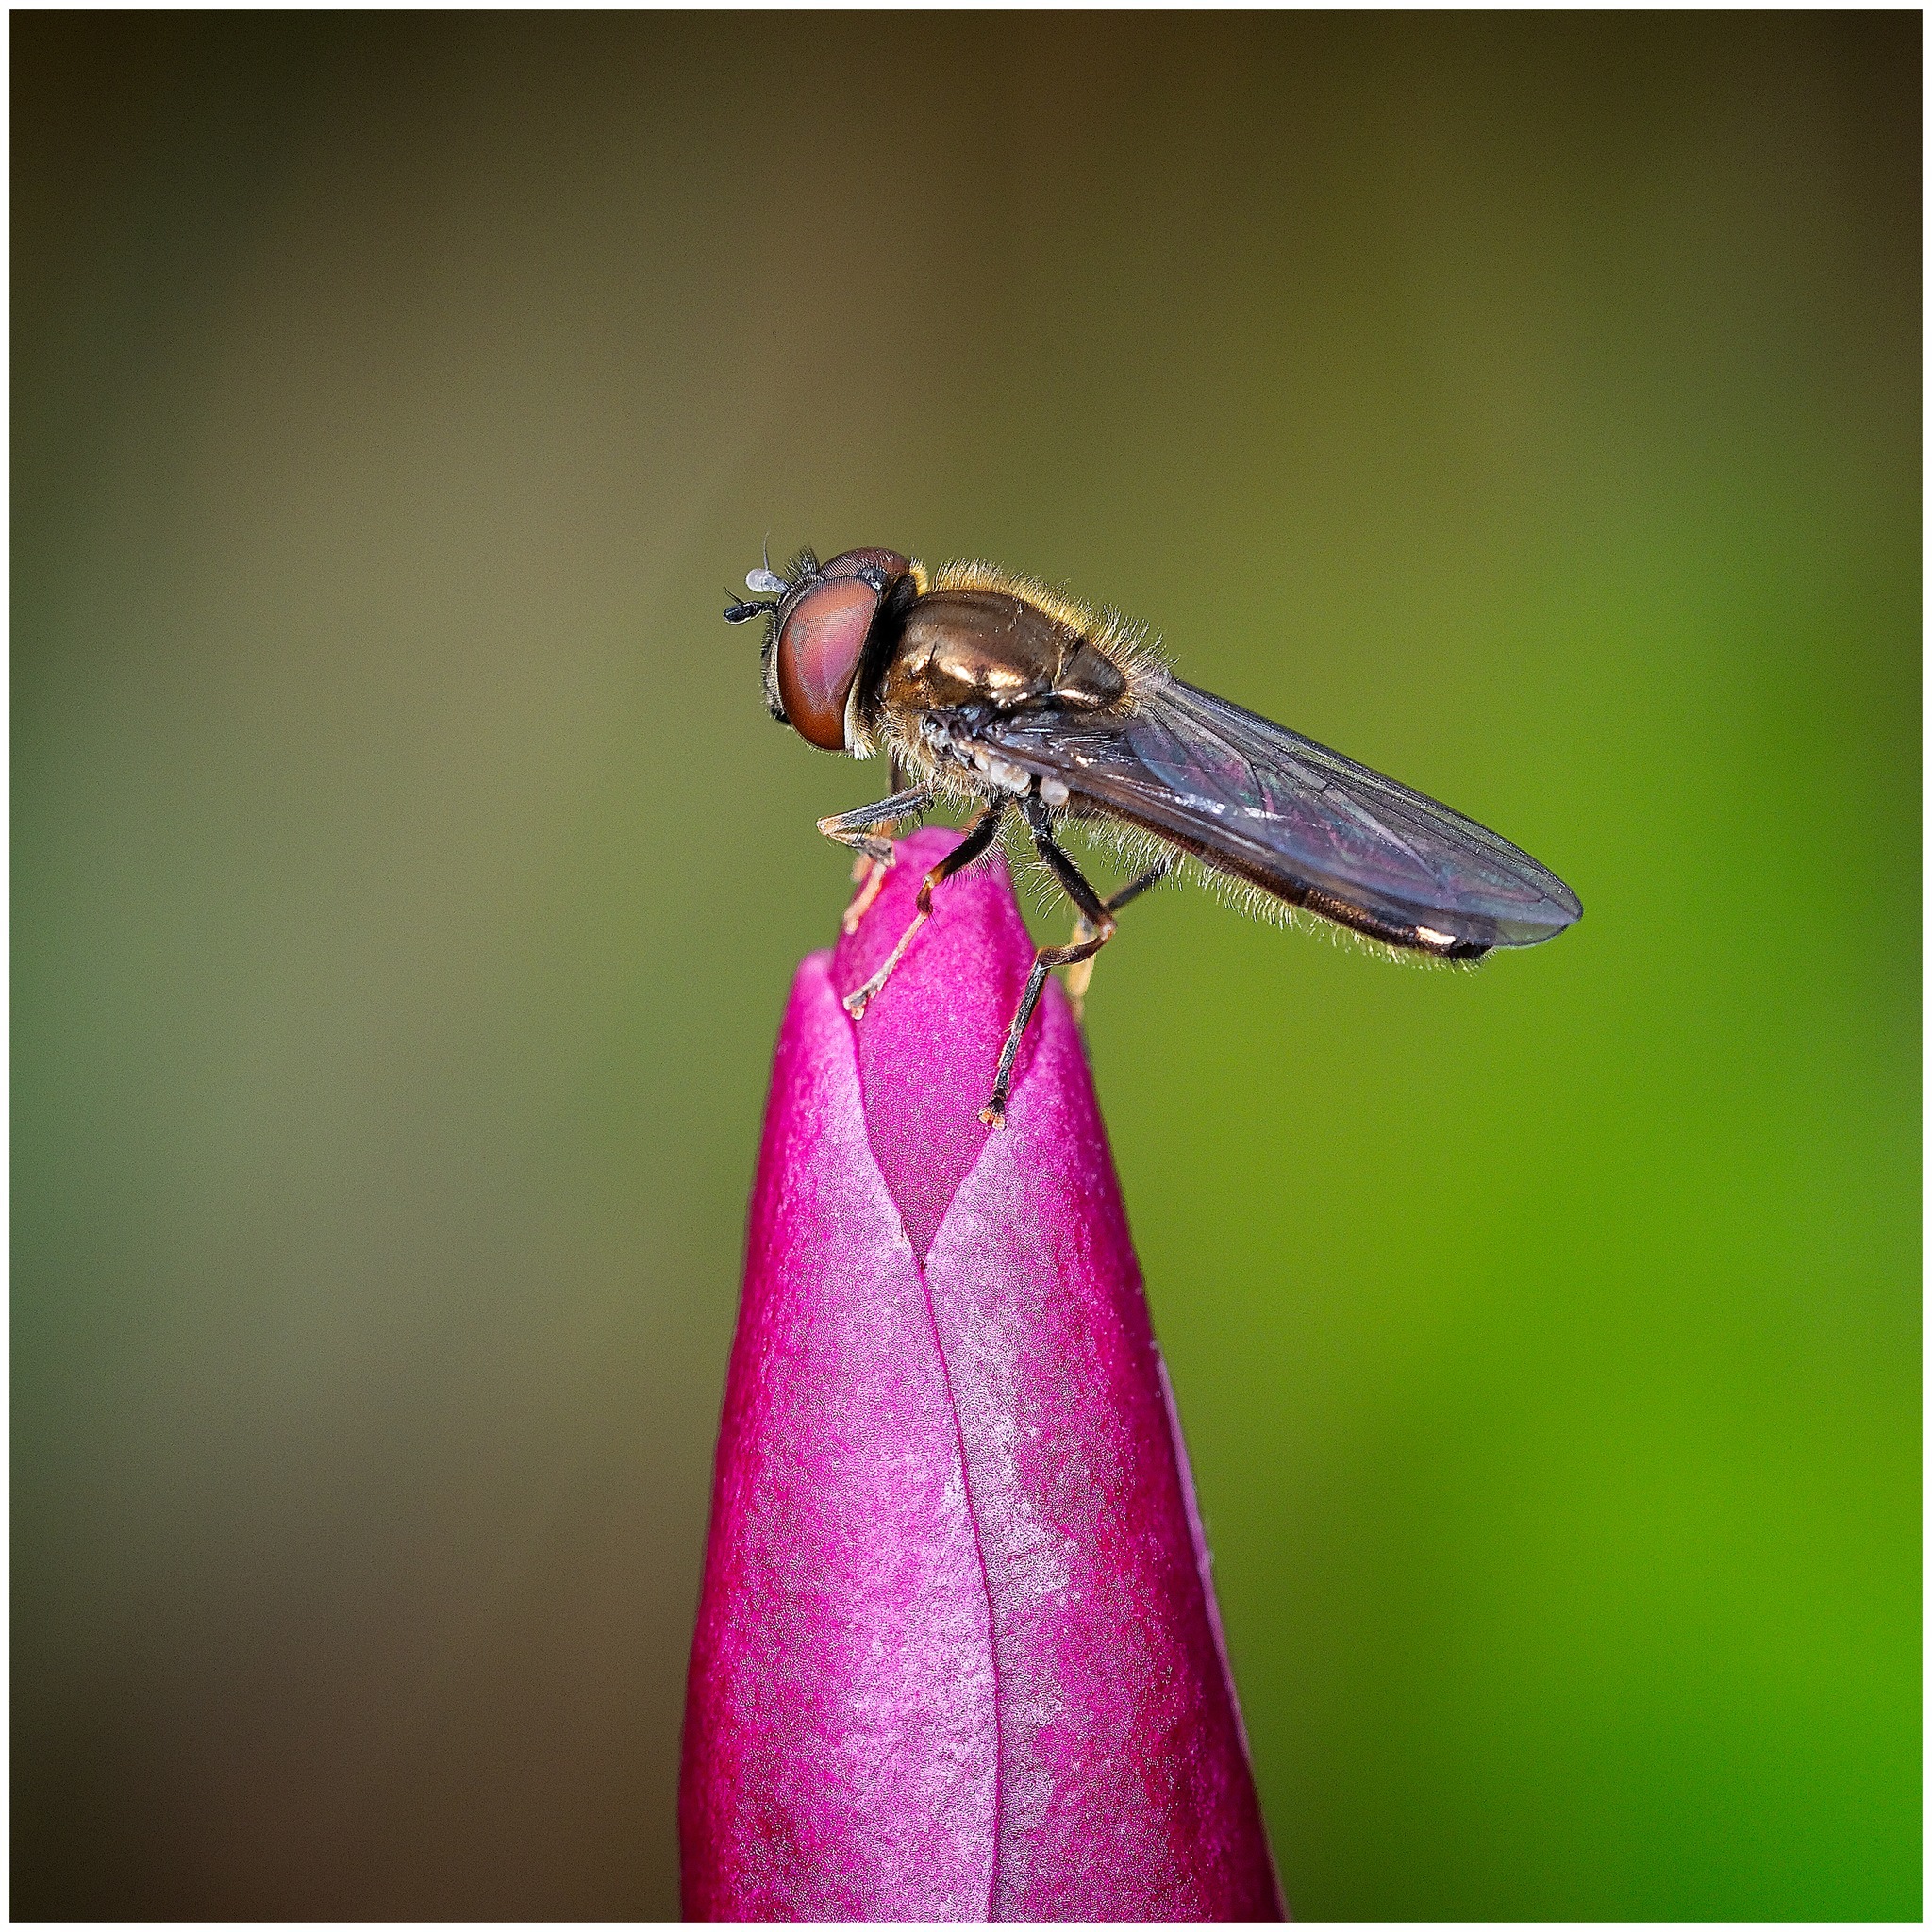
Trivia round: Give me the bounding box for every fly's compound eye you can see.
[820,548,911,594]
[776,575,882,751]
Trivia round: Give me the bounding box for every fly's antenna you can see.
[729,556,787,622]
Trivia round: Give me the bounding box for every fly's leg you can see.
[982,800,1121,1127]
[1063,854,1174,1019]
[818,783,932,934]
[818,782,930,867]
[842,858,889,933]
[843,799,1008,1020]
[843,752,917,925]
[843,752,912,890]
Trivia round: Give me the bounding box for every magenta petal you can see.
[682,832,1284,1922]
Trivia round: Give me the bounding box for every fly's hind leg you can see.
[818,777,931,933]
[983,799,1127,1127]
[842,798,1008,1020]
[1063,853,1174,1019]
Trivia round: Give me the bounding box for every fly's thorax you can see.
[880,589,1128,717]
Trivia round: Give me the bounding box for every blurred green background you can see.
[13,13,1918,1921]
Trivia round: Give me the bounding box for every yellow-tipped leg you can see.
[842,907,928,1019]
[1062,920,1098,1020]
[841,852,891,934]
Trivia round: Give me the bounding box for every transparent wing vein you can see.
[979,679,1581,950]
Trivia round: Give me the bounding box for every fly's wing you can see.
[981,679,1582,954]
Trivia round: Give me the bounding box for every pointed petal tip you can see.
[830,825,1053,1257]
[685,822,1283,1920]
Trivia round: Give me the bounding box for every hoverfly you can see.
[727,546,1581,1127]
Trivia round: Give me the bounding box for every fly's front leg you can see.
[843,798,1008,1020]
[841,750,918,924]
[983,800,1121,1127]
[818,783,930,868]
[818,783,932,933]
[841,859,888,933]
[1063,853,1174,1018]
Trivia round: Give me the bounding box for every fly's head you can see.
[725,545,914,754]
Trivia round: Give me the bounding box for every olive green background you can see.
[13,14,1918,1921]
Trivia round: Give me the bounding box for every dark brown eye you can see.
[776,576,881,750]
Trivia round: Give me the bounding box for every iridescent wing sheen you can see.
[978,678,1582,956]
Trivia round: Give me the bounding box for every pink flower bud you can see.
[681,828,1284,1921]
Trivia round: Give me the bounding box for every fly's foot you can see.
[842,906,928,1020]
[978,1100,1008,1129]
[841,845,946,1024]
